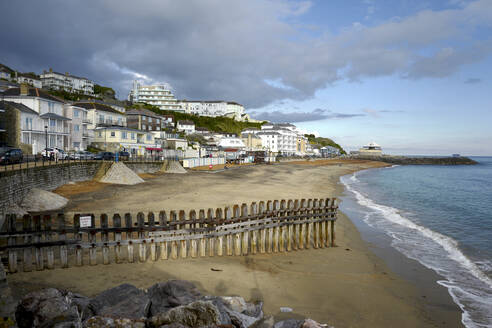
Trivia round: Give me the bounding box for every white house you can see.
[72,101,126,130]
[40,68,94,95]
[217,137,246,149]
[15,73,42,88]
[176,120,195,135]
[0,67,11,80]
[3,85,70,153]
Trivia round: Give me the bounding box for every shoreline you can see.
[6,160,464,327]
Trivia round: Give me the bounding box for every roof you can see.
[73,102,123,115]
[41,70,90,81]
[40,112,71,121]
[125,108,162,118]
[17,72,40,80]
[177,120,194,125]
[4,101,38,115]
[3,87,66,103]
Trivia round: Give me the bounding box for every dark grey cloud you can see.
[249,108,364,123]
[464,77,482,84]
[0,0,491,109]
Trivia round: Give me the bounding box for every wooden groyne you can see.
[0,198,338,273]
[353,155,477,165]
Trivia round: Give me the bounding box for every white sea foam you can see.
[341,173,492,328]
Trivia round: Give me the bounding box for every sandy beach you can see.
[7,159,464,327]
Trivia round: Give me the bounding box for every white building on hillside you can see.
[128,80,183,112]
[40,68,94,95]
[177,100,247,121]
[176,120,195,135]
[15,73,42,88]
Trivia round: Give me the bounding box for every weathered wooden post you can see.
[74,214,83,266]
[287,200,294,252]
[170,211,178,259]
[148,212,157,261]
[259,201,266,254]
[7,214,18,273]
[241,203,249,255]
[22,215,33,272]
[57,214,69,268]
[267,200,273,253]
[137,212,147,262]
[44,214,55,269]
[299,199,306,249]
[331,199,337,247]
[250,202,257,255]
[306,199,313,249]
[279,200,286,252]
[101,214,110,264]
[88,214,97,266]
[216,208,224,256]
[199,209,207,257]
[113,214,123,263]
[189,210,198,258]
[207,209,215,257]
[33,215,43,271]
[232,205,241,256]
[293,199,300,251]
[125,213,134,263]
[312,199,319,249]
[324,198,331,248]
[159,211,168,260]
[179,210,187,259]
[224,206,233,256]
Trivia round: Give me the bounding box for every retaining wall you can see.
[124,161,164,174]
[0,162,101,209]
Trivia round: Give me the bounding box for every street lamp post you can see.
[44,125,48,161]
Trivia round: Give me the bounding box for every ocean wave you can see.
[341,173,492,328]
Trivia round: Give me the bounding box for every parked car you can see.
[94,152,114,160]
[55,148,69,160]
[116,151,130,161]
[70,151,95,160]
[41,147,55,159]
[0,148,23,165]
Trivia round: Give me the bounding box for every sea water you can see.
[340,157,492,328]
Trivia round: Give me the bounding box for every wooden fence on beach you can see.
[0,198,338,273]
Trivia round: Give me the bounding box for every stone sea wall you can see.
[353,155,477,165]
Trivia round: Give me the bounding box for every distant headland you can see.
[351,154,478,165]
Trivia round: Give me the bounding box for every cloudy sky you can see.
[1,0,491,155]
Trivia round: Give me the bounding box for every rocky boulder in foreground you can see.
[15,279,329,328]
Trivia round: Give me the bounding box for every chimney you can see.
[14,71,18,79]
[20,83,29,96]
[65,72,69,76]
[49,68,53,73]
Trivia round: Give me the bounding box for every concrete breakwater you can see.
[352,155,477,165]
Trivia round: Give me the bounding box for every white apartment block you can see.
[176,120,195,135]
[243,123,301,155]
[128,80,183,112]
[177,100,246,121]
[3,85,70,153]
[40,68,94,95]
[15,73,42,88]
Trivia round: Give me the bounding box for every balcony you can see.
[82,117,92,124]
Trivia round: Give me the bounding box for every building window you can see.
[74,109,79,118]
[146,134,151,141]
[111,131,116,137]
[74,124,80,132]
[50,119,56,127]
[99,114,104,123]
[98,131,102,137]
[142,124,146,130]
[48,102,55,113]
[122,131,127,139]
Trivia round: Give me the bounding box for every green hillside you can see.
[305,134,346,154]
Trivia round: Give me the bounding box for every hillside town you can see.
[0,63,341,165]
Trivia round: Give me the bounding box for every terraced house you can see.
[91,126,157,156]
[72,101,126,130]
[2,85,70,154]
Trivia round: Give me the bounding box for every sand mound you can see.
[162,160,187,174]
[99,162,145,185]
[19,188,69,212]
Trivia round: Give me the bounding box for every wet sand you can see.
[8,160,464,327]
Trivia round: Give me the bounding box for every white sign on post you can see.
[80,216,92,228]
